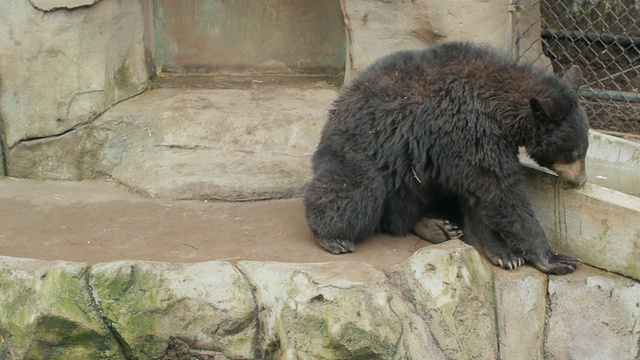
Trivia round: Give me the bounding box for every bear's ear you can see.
[529,97,554,119]
[562,65,583,91]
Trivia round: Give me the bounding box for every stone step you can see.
[10,76,340,200]
[111,147,313,200]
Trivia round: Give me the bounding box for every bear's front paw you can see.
[317,238,356,254]
[486,250,525,270]
[527,251,581,275]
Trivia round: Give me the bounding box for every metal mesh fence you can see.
[511,0,640,135]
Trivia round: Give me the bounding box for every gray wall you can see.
[154,0,346,75]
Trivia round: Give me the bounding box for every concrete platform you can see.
[0,177,429,268]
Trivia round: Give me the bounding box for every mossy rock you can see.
[0,257,124,359]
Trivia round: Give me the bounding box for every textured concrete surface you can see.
[2,240,638,359]
[546,266,640,359]
[386,242,498,359]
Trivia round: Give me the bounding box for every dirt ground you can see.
[0,178,430,269]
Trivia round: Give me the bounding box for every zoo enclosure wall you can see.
[154,0,640,135]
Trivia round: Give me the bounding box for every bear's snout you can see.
[551,160,587,188]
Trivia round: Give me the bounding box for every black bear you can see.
[303,41,589,275]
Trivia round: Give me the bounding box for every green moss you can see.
[623,233,640,281]
[115,62,132,89]
[0,277,35,323]
[336,322,391,359]
[274,284,400,360]
[24,315,116,359]
[276,306,337,359]
[0,264,124,359]
[91,265,135,303]
[91,264,169,358]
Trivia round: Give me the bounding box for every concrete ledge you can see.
[1,242,638,359]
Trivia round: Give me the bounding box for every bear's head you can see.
[526,66,589,188]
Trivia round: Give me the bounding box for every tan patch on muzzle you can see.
[551,159,587,187]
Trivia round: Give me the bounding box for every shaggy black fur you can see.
[304,41,589,275]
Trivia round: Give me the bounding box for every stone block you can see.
[545,265,640,359]
[493,266,547,360]
[385,240,498,360]
[7,82,336,200]
[89,260,257,360]
[237,261,444,359]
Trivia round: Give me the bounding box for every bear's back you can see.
[343,42,539,106]
[330,42,577,131]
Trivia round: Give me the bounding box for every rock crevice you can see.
[29,0,104,12]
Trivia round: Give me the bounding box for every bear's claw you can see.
[487,251,525,270]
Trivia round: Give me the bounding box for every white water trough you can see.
[523,130,640,280]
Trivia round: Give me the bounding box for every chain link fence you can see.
[511,0,640,136]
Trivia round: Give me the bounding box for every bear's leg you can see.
[461,204,524,270]
[413,218,463,244]
[303,157,386,254]
[475,189,581,274]
[380,190,426,236]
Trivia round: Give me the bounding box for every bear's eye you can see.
[571,151,580,161]
[558,150,580,164]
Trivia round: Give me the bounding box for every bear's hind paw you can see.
[414,218,463,244]
[317,238,356,254]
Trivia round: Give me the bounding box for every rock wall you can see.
[340,0,513,80]
[0,0,151,156]
[1,241,638,359]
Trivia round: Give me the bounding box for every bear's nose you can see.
[572,174,587,187]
